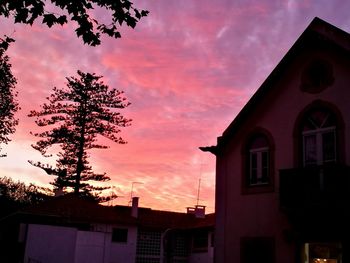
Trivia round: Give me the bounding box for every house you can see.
[202,17,350,263]
[0,194,214,263]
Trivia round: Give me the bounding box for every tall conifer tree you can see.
[29,71,131,195]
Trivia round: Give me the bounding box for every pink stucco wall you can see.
[215,27,350,263]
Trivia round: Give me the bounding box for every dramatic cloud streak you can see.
[0,0,349,212]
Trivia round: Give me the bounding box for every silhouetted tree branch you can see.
[0,0,149,46]
[0,36,19,157]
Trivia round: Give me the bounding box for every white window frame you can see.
[249,147,269,186]
[302,126,336,166]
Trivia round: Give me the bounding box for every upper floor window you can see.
[247,134,270,186]
[249,135,270,185]
[242,129,275,194]
[302,108,337,166]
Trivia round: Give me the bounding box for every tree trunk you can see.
[75,105,87,195]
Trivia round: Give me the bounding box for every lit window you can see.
[304,242,341,263]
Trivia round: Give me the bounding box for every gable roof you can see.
[207,17,350,154]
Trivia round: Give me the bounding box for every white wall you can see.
[75,231,105,263]
[24,224,138,263]
[101,224,137,263]
[24,224,77,263]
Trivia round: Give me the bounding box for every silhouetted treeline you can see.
[0,177,51,218]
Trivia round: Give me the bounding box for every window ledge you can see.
[242,184,274,195]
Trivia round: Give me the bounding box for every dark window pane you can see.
[112,228,128,243]
[304,134,317,165]
[241,237,274,263]
[192,230,208,250]
[250,168,257,184]
[323,131,336,162]
[262,152,269,183]
[250,153,258,184]
[249,151,270,185]
[262,151,268,167]
[247,134,271,187]
[261,168,269,183]
[251,153,257,168]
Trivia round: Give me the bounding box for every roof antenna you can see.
[196,159,204,206]
[129,181,143,205]
[196,178,201,206]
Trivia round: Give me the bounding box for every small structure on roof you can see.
[0,194,214,263]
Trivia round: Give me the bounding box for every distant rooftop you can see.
[5,194,214,230]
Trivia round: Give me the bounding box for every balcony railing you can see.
[279,164,350,210]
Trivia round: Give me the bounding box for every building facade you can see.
[208,17,350,263]
[0,195,214,263]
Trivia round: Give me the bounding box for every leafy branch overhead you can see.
[0,36,15,51]
[0,36,19,157]
[0,0,149,46]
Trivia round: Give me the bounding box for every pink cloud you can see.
[1,0,350,212]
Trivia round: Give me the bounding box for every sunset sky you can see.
[0,1,349,212]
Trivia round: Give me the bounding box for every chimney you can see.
[194,205,205,218]
[186,205,206,218]
[187,207,196,214]
[131,197,139,218]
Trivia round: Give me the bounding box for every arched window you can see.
[248,134,270,185]
[242,129,275,194]
[243,130,275,190]
[301,107,337,166]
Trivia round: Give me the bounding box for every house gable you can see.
[213,17,350,263]
[216,17,350,154]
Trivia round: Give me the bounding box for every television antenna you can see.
[129,181,144,205]
[196,178,202,206]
